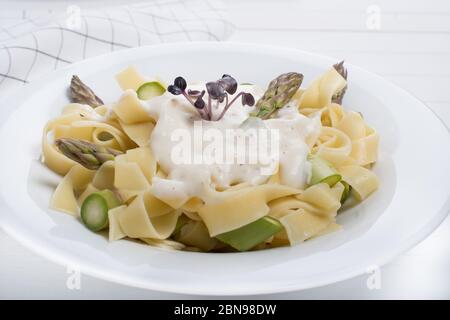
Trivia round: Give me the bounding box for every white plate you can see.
[0,42,449,295]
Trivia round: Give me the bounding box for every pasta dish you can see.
[42,62,379,252]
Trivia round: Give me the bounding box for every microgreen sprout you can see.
[167,75,255,121]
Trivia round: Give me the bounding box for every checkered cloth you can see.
[0,0,233,96]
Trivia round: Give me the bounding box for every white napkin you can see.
[0,0,233,96]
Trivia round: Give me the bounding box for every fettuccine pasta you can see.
[42,63,379,252]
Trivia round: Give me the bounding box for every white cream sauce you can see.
[126,84,320,204]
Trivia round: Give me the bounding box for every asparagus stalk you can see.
[331,61,348,104]
[174,220,219,252]
[172,214,190,236]
[70,75,104,107]
[80,190,122,232]
[136,81,166,100]
[340,181,351,204]
[252,72,303,119]
[97,189,122,209]
[55,138,122,170]
[216,217,283,251]
[308,154,342,187]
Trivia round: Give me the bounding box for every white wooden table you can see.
[0,0,449,299]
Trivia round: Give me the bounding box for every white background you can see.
[0,0,449,299]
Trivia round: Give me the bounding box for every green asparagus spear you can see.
[136,81,166,100]
[172,214,190,236]
[174,220,219,252]
[216,217,283,251]
[308,154,342,187]
[96,189,122,209]
[55,138,122,170]
[332,61,348,104]
[70,75,104,107]
[252,72,303,119]
[340,181,351,204]
[80,193,108,231]
[80,190,122,232]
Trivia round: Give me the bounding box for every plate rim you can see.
[0,41,449,296]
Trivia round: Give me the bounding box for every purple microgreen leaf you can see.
[218,74,238,95]
[167,84,182,95]
[194,99,205,109]
[174,76,187,91]
[206,81,225,100]
[188,89,201,96]
[218,93,226,103]
[242,93,255,106]
[194,90,206,109]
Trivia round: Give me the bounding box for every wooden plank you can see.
[227,0,450,14]
[228,30,450,54]
[385,75,450,102]
[319,52,450,76]
[293,0,450,14]
[229,11,450,33]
